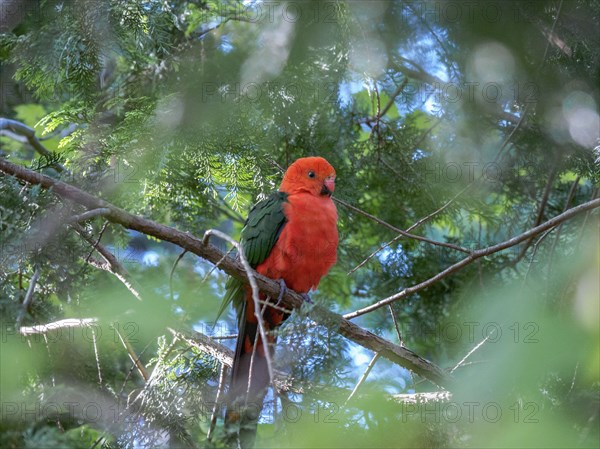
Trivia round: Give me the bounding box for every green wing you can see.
[217,192,288,323]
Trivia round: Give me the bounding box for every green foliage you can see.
[1,0,599,448]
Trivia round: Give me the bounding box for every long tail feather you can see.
[224,300,270,449]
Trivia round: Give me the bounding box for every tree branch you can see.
[344,197,600,319]
[19,317,97,335]
[0,118,66,172]
[70,222,142,301]
[391,391,451,404]
[0,157,451,387]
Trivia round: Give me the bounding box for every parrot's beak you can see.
[321,176,335,196]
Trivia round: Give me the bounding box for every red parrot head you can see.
[280,157,336,197]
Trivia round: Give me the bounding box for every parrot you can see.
[220,157,338,448]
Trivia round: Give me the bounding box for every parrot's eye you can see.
[308,170,315,178]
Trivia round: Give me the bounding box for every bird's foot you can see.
[300,292,313,304]
[275,279,288,307]
[273,280,312,306]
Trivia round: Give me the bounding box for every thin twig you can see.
[450,327,498,373]
[568,362,578,396]
[207,364,228,441]
[90,435,105,449]
[575,188,598,252]
[245,320,262,402]
[71,222,142,300]
[68,208,111,223]
[92,327,103,384]
[389,304,404,346]
[407,182,472,232]
[194,15,254,38]
[358,78,409,125]
[374,82,381,135]
[42,335,56,386]
[170,249,187,301]
[389,304,415,385]
[125,354,157,393]
[16,266,41,328]
[547,175,581,275]
[523,226,558,281]
[344,353,381,406]
[512,165,558,265]
[115,328,149,381]
[84,221,109,264]
[202,246,235,282]
[406,1,455,78]
[86,258,143,301]
[407,116,443,155]
[540,0,565,70]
